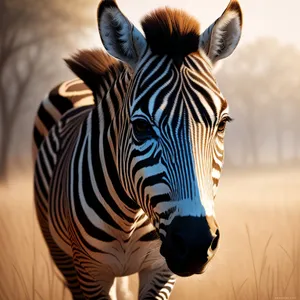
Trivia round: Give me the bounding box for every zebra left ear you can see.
[98,0,147,68]
[199,0,242,64]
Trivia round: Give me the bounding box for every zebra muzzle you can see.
[160,216,220,276]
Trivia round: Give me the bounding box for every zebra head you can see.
[97,0,242,277]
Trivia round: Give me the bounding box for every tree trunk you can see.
[273,111,284,164]
[247,119,259,165]
[0,121,11,181]
[293,126,299,160]
[274,127,283,164]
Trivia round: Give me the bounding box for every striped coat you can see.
[33,0,242,299]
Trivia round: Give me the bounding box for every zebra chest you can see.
[92,236,164,277]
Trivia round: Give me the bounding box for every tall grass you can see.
[0,169,299,300]
[0,183,69,300]
[227,226,300,300]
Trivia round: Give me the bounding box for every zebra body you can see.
[33,0,242,299]
[34,78,136,299]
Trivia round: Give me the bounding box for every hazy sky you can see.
[87,0,300,48]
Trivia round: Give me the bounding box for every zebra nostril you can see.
[210,229,220,251]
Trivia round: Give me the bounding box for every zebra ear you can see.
[65,49,119,97]
[199,0,242,64]
[98,0,147,68]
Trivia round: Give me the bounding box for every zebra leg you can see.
[109,276,134,300]
[34,199,84,298]
[116,277,134,300]
[40,230,84,298]
[109,278,117,300]
[71,244,116,300]
[138,264,176,300]
[72,259,115,300]
[49,244,85,300]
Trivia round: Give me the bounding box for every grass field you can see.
[0,166,299,300]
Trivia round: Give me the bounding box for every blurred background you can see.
[0,0,299,299]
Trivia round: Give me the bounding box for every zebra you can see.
[33,0,242,299]
[33,78,132,299]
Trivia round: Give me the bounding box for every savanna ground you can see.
[0,166,299,300]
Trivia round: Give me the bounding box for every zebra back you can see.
[32,78,94,161]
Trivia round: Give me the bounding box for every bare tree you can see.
[0,0,95,180]
[217,38,300,167]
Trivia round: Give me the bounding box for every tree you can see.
[217,38,300,167]
[0,0,95,180]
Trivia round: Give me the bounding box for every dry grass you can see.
[0,167,299,300]
[0,175,69,300]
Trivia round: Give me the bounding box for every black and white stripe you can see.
[33,0,242,299]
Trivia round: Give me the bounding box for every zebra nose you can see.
[170,231,188,259]
[160,216,219,276]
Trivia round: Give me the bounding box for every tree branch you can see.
[9,42,46,128]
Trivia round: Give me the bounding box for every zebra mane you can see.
[65,49,125,93]
[141,8,200,60]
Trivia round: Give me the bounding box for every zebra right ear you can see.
[98,0,147,68]
[199,0,242,64]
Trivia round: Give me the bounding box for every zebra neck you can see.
[94,68,131,105]
[90,71,141,221]
[69,110,141,240]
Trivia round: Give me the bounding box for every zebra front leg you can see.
[49,246,85,300]
[71,247,116,300]
[35,207,84,299]
[106,277,133,300]
[138,264,176,300]
[116,277,134,300]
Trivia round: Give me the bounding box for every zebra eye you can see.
[132,119,154,140]
[217,120,227,133]
[217,116,233,133]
